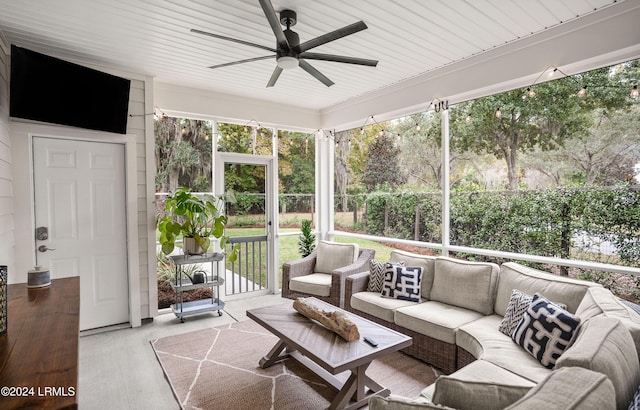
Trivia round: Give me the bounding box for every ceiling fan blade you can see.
[266,66,283,87]
[208,55,274,69]
[299,59,334,87]
[191,29,275,53]
[300,52,378,67]
[299,21,368,52]
[258,0,290,51]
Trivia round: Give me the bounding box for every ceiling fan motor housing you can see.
[279,9,297,27]
[276,10,300,68]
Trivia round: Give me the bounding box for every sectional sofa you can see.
[344,250,640,409]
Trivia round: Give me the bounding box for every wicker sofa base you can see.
[347,308,457,374]
[456,346,477,370]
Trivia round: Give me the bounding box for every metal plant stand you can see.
[169,252,225,322]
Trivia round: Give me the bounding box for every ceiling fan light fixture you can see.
[277,56,299,69]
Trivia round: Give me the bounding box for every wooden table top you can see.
[247,298,412,374]
[0,277,80,409]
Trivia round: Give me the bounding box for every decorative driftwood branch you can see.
[293,298,360,342]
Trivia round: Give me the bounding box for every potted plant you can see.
[157,187,238,261]
[298,219,316,257]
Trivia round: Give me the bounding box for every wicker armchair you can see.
[282,242,375,308]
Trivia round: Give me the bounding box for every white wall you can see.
[7,60,157,320]
[154,82,320,132]
[0,42,14,271]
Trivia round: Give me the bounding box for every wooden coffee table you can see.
[247,298,412,410]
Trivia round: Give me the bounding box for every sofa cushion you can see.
[368,260,403,292]
[495,262,598,316]
[289,273,331,297]
[499,289,567,337]
[431,360,534,410]
[350,291,418,322]
[314,240,358,274]
[556,316,640,410]
[395,301,483,344]
[512,294,581,369]
[429,257,499,315]
[390,250,436,300]
[381,265,423,302]
[504,366,615,410]
[576,286,640,358]
[369,395,454,410]
[456,315,553,383]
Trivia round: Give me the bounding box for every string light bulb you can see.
[527,87,536,98]
[495,108,502,119]
[466,115,472,123]
[415,123,421,131]
[631,85,639,99]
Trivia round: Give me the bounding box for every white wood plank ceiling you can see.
[0,0,624,110]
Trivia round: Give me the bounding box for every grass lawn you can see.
[223,228,396,288]
[227,228,394,265]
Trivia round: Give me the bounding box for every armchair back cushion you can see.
[390,250,436,299]
[429,257,499,315]
[314,241,359,274]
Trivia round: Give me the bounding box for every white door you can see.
[216,153,277,298]
[33,136,129,330]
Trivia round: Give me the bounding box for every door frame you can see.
[215,152,278,296]
[28,131,141,328]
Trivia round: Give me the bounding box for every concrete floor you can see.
[78,293,285,409]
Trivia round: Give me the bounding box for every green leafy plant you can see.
[157,187,238,261]
[298,219,316,257]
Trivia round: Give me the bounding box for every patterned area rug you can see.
[151,319,439,409]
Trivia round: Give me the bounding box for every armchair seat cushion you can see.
[289,273,331,297]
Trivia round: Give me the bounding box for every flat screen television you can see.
[10,45,131,134]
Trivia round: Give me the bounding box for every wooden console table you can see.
[0,277,80,409]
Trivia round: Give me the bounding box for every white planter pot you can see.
[183,237,205,255]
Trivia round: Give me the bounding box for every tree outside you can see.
[155,117,212,192]
[333,59,640,279]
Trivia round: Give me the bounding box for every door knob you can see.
[38,245,56,252]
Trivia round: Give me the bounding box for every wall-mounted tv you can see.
[9,45,131,134]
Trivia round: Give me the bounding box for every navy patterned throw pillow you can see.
[512,293,581,369]
[499,289,567,337]
[380,265,423,302]
[367,260,404,293]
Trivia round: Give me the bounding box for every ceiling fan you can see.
[191,0,378,87]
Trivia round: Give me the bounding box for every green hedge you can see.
[364,191,441,243]
[361,186,639,267]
